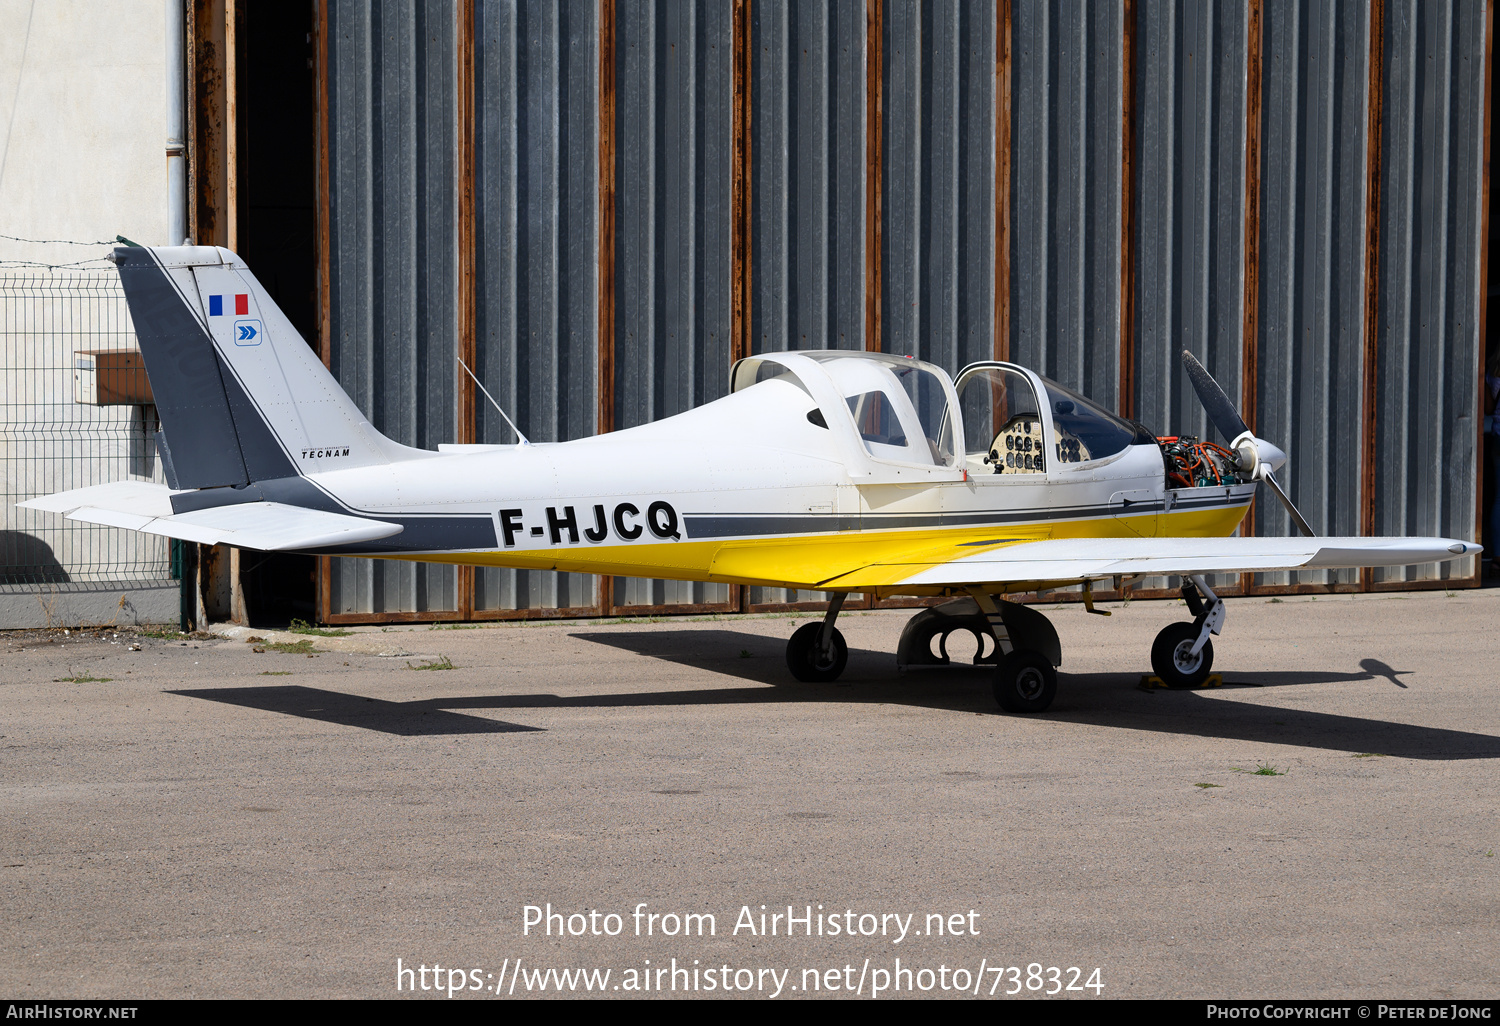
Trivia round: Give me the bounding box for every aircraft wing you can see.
[883,536,1480,588]
[18,481,403,551]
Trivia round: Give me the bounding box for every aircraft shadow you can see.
[163,637,1494,759]
[570,628,887,688]
[1043,675,1497,760]
[572,631,1407,693]
[569,629,1498,762]
[169,686,545,737]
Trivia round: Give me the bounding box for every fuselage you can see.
[301,370,1255,597]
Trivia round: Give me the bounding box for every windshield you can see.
[1038,376,1139,463]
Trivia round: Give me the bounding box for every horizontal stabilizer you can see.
[19,482,401,552]
[19,480,177,518]
[890,536,1481,588]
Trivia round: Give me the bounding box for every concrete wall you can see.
[0,582,178,629]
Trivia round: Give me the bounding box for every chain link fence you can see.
[0,269,177,623]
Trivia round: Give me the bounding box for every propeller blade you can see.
[1179,349,1317,538]
[1181,350,1249,445]
[1262,469,1316,538]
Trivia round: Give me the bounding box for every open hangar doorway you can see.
[186,0,318,627]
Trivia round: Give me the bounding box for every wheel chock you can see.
[1138,673,1224,691]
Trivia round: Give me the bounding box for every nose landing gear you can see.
[1150,575,1224,688]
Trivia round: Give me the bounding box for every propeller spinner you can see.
[1180,350,1315,538]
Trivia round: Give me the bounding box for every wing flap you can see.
[890,536,1480,588]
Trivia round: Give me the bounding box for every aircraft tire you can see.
[786,622,848,683]
[993,650,1056,713]
[1150,622,1214,688]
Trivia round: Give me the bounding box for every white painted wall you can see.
[0,0,167,266]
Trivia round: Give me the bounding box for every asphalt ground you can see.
[2,589,1497,1001]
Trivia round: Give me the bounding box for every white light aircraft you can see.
[22,246,1480,713]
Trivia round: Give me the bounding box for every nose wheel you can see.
[1149,576,1223,688]
[1150,621,1215,688]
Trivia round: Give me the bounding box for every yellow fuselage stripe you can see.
[389,503,1250,595]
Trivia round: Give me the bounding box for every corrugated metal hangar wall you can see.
[314,0,1491,623]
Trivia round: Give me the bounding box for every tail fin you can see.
[112,245,420,490]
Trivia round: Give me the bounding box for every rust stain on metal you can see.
[866,0,883,353]
[1360,0,1384,591]
[226,0,241,251]
[1117,0,1133,414]
[995,0,1011,363]
[190,0,228,249]
[732,0,751,364]
[1239,0,1263,595]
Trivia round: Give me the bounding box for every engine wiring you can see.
[1156,436,1243,489]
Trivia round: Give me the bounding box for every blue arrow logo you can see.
[233,318,263,346]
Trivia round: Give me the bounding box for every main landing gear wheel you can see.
[1151,621,1214,688]
[786,621,849,683]
[992,650,1057,714]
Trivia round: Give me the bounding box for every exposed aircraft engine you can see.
[1157,436,1246,490]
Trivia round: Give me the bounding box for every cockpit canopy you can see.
[731,351,962,473]
[729,351,1145,482]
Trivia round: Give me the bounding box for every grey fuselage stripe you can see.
[681,493,1251,540]
[168,474,499,554]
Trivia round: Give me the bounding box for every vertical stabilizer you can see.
[112,246,423,490]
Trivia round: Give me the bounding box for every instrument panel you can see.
[983,416,1095,473]
[985,416,1045,474]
